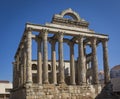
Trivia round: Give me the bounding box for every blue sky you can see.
[0,0,120,82]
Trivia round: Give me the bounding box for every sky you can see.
[0,0,120,82]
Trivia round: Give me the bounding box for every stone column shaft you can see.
[26,29,32,84]
[20,47,24,85]
[69,42,76,85]
[12,62,16,88]
[78,36,86,85]
[91,38,98,84]
[20,64,24,85]
[23,46,27,84]
[51,41,57,84]
[102,40,110,84]
[58,33,64,84]
[16,55,19,87]
[42,30,49,84]
[37,38,42,85]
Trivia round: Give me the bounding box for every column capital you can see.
[41,29,48,34]
[90,37,97,47]
[102,40,108,48]
[76,35,83,39]
[77,35,84,45]
[49,39,56,45]
[57,32,64,42]
[101,38,108,45]
[68,41,74,47]
[26,27,32,32]
[41,29,48,39]
[35,36,42,43]
[90,37,97,42]
[101,38,109,42]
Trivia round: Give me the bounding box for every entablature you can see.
[26,23,108,39]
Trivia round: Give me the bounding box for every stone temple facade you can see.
[11,8,110,99]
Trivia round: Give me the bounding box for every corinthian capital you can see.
[57,32,63,42]
[68,41,74,47]
[41,29,48,40]
[90,37,97,46]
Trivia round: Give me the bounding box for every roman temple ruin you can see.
[11,8,110,99]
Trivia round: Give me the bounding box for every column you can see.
[68,42,76,85]
[102,39,110,84]
[20,47,24,85]
[58,33,64,84]
[26,28,32,84]
[20,64,24,85]
[18,51,21,87]
[50,40,57,84]
[16,55,19,87]
[42,30,49,84]
[23,40,27,84]
[37,38,42,85]
[78,36,86,85]
[12,62,16,88]
[23,44,27,84]
[91,38,98,84]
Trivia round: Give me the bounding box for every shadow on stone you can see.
[95,82,119,99]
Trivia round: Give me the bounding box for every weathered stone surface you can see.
[11,84,100,99]
[11,8,110,99]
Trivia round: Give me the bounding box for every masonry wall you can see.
[11,84,101,99]
[10,88,26,99]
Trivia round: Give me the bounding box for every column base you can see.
[59,81,65,84]
[26,81,32,84]
[93,82,99,85]
[71,83,76,85]
[53,82,57,85]
[25,82,32,88]
[78,82,86,86]
[43,81,49,84]
[38,83,42,86]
